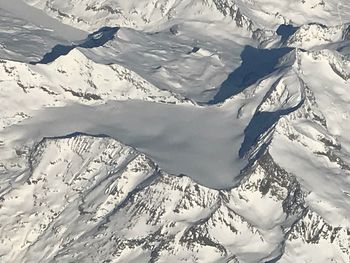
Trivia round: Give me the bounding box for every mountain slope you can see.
[1,134,348,262]
[0,0,350,262]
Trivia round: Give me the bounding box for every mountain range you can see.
[0,0,349,262]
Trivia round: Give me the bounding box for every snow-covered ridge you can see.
[23,0,254,31]
[0,47,188,129]
[0,0,350,262]
[1,134,348,262]
[285,23,350,49]
[22,0,350,34]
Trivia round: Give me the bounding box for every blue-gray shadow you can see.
[277,24,299,43]
[209,45,293,104]
[31,26,119,64]
[239,100,304,159]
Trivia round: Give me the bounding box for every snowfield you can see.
[0,0,350,262]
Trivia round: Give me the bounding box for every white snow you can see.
[0,0,350,262]
[2,101,249,189]
[0,0,87,41]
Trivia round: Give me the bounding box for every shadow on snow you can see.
[276,24,299,43]
[31,26,119,64]
[239,100,304,159]
[210,45,293,104]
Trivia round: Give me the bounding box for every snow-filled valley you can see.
[0,0,350,262]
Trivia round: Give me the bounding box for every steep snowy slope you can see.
[0,48,187,130]
[1,135,348,262]
[79,26,254,102]
[0,0,87,62]
[0,0,350,262]
[22,0,350,32]
[23,0,254,31]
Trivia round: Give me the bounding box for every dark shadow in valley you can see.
[276,24,299,43]
[44,132,110,140]
[31,26,119,64]
[209,45,293,104]
[187,46,200,54]
[239,100,304,159]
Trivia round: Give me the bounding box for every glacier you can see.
[0,0,350,262]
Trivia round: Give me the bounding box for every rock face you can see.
[1,0,350,262]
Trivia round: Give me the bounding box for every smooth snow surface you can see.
[0,0,87,41]
[1,0,350,262]
[3,101,247,189]
[0,0,88,62]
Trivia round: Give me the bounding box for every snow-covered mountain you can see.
[0,0,350,262]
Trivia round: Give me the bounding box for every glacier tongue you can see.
[1,100,248,189]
